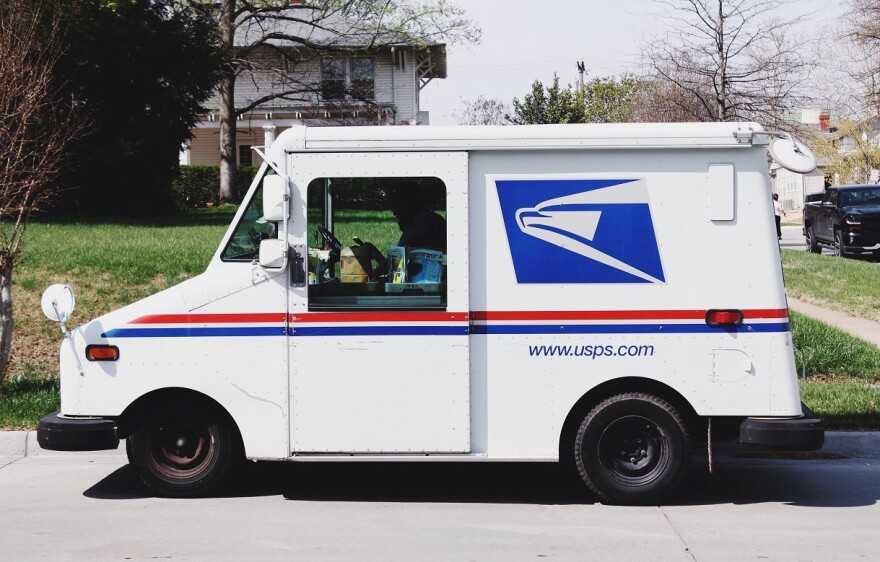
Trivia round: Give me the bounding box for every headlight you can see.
[844,215,861,225]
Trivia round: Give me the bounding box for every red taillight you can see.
[705,309,743,327]
[86,345,119,361]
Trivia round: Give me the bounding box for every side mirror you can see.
[262,175,286,222]
[259,238,287,269]
[41,284,76,323]
[768,136,816,174]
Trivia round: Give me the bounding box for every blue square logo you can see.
[495,178,665,284]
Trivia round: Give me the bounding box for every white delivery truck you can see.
[37,122,823,505]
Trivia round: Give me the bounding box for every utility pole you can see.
[577,61,585,92]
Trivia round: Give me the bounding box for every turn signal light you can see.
[705,309,743,327]
[85,345,119,362]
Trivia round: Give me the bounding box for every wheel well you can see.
[558,378,701,463]
[116,388,241,442]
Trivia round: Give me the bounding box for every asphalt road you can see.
[1,432,878,561]
[780,223,808,252]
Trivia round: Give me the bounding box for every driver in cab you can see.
[390,188,446,252]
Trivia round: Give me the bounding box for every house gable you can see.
[185,7,447,166]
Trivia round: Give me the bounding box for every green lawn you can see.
[2,213,880,429]
[781,249,880,320]
[780,248,880,428]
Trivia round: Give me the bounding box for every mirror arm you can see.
[50,301,85,377]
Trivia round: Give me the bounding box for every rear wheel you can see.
[574,393,689,505]
[127,401,242,498]
[805,227,820,254]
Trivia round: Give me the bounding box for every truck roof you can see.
[832,184,879,190]
[272,122,769,154]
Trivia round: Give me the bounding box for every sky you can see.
[420,0,846,125]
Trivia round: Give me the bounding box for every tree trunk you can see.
[219,70,237,204]
[0,255,14,388]
[218,0,237,204]
[716,0,727,122]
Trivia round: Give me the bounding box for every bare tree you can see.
[0,1,82,386]
[454,96,510,125]
[644,0,815,123]
[202,0,480,203]
[842,0,880,115]
[630,77,707,122]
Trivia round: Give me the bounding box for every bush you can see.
[172,165,259,209]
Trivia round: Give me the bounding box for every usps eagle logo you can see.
[495,178,665,284]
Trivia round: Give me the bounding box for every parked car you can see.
[802,184,880,256]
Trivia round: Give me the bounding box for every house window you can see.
[350,58,375,100]
[239,144,253,166]
[321,57,375,101]
[321,59,346,100]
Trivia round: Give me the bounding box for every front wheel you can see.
[805,227,820,254]
[834,230,847,257]
[127,401,243,498]
[574,393,689,505]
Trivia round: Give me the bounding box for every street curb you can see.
[1,430,878,460]
[822,430,880,459]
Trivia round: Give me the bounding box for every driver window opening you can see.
[307,177,447,311]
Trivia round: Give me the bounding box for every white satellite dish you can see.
[769,136,817,174]
[41,284,76,323]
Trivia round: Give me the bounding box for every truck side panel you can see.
[467,148,797,457]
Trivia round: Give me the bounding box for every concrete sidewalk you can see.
[787,295,880,348]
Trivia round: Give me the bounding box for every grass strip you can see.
[0,376,59,430]
[781,249,880,321]
[802,377,880,430]
[791,312,880,380]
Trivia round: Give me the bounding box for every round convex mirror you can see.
[41,284,76,323]
[769,137,817,174]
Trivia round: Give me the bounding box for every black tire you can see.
[574,393,689,505]
[127,401,243,498]
[805,227,820,254]
[834,230,847,257]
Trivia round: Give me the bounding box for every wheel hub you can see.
[599,416,667,482]
[152,419,210,472]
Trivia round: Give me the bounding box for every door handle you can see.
[290,244,306,287]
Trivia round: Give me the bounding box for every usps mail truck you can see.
[37,122,823,505]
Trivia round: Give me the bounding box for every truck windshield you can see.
[840,188,880,207]
[220,168,278,261]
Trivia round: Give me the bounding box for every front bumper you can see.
[842,230,880,252]
[37,411,119,451]
[739,403,825,451]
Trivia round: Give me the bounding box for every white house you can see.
[182,6,447,167]
[770,109,829,211]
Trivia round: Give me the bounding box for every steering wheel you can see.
[316,225,342,256]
